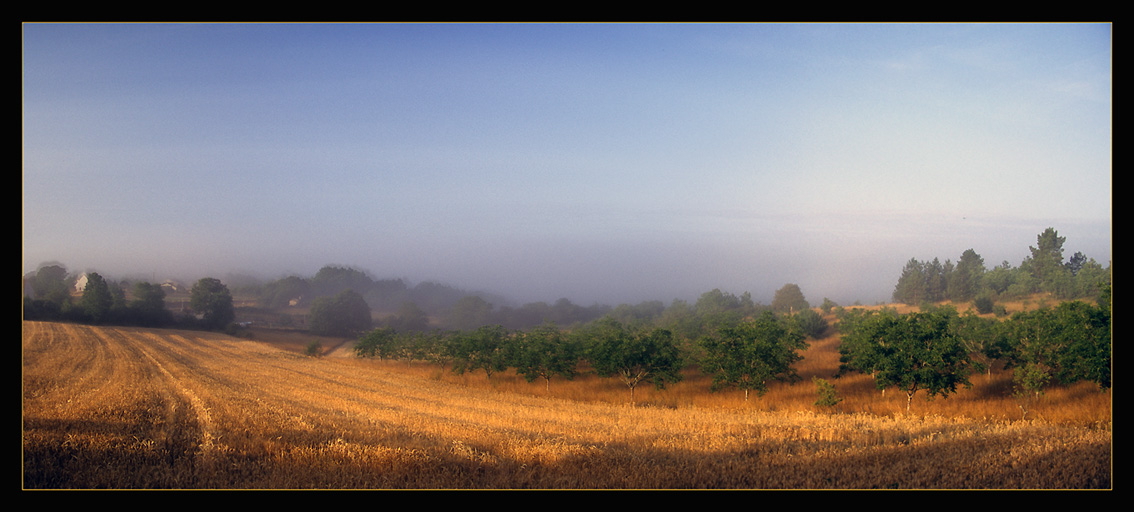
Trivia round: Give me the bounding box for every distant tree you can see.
[948,249,986,302]
[700,311,808,400]
[190,277,236,330]
[310,265,374,298]
[585,318,683,404]
[695,289,742,315]
[820,298,839,314]
[1071,258,1110,299]
[771,283,809,314]
[445,295,494,330]
[981,261,1016,297]
[1026,227,1066,289]
[130,281,173,327]
[893,258,928,305]
[308,289,372,337]
[32,264,72,305]
[1064,251,1087,277]
[924,258,947,303]
[385,301,429,332]
[80,272,114,324]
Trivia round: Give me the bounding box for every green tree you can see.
[448,325,511,378]
[700,311,808,400]
[190,277,236,330]
[950,310,1003,382]
[1005,301,1110,392]
[80,272,114,324]
[308,289,372,337]
[771,283,809,314]
[355,327,401,359]
[879,310,973,412]
[839,309,973,411]
[585,318,683,404]
[837,309,890,376]
[511,322,579,392]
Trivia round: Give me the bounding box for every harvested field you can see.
[22,320,1111,489]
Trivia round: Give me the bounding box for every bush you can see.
[793,308,828,339]
[304,341,323,357]
[973,295,995,315]
[813,377,843,408]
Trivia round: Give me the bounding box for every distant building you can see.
[73,273,88,293]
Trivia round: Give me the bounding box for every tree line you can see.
[353,309,812,404]
[892,227,1110,308]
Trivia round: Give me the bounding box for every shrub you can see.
[973,295,995,315]
[813,377,843,408]
[305,341,323,357]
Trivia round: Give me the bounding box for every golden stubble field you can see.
[21,319,1111,489]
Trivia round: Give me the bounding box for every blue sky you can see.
[22,23,1111,306]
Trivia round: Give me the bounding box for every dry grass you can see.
[22,320,1111,489]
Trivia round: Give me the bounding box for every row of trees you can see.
[892,228,1110,306]
[837,289,1111,412]
[355,311,813,404]
[22,264,237,332]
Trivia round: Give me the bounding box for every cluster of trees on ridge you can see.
[892,227,1110,309]
[22,266,237,332]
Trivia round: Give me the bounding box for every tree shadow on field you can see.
[23,416,204,488]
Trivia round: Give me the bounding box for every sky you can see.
[22,23,1112,307]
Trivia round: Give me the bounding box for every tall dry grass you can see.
[22,320,1110,489]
